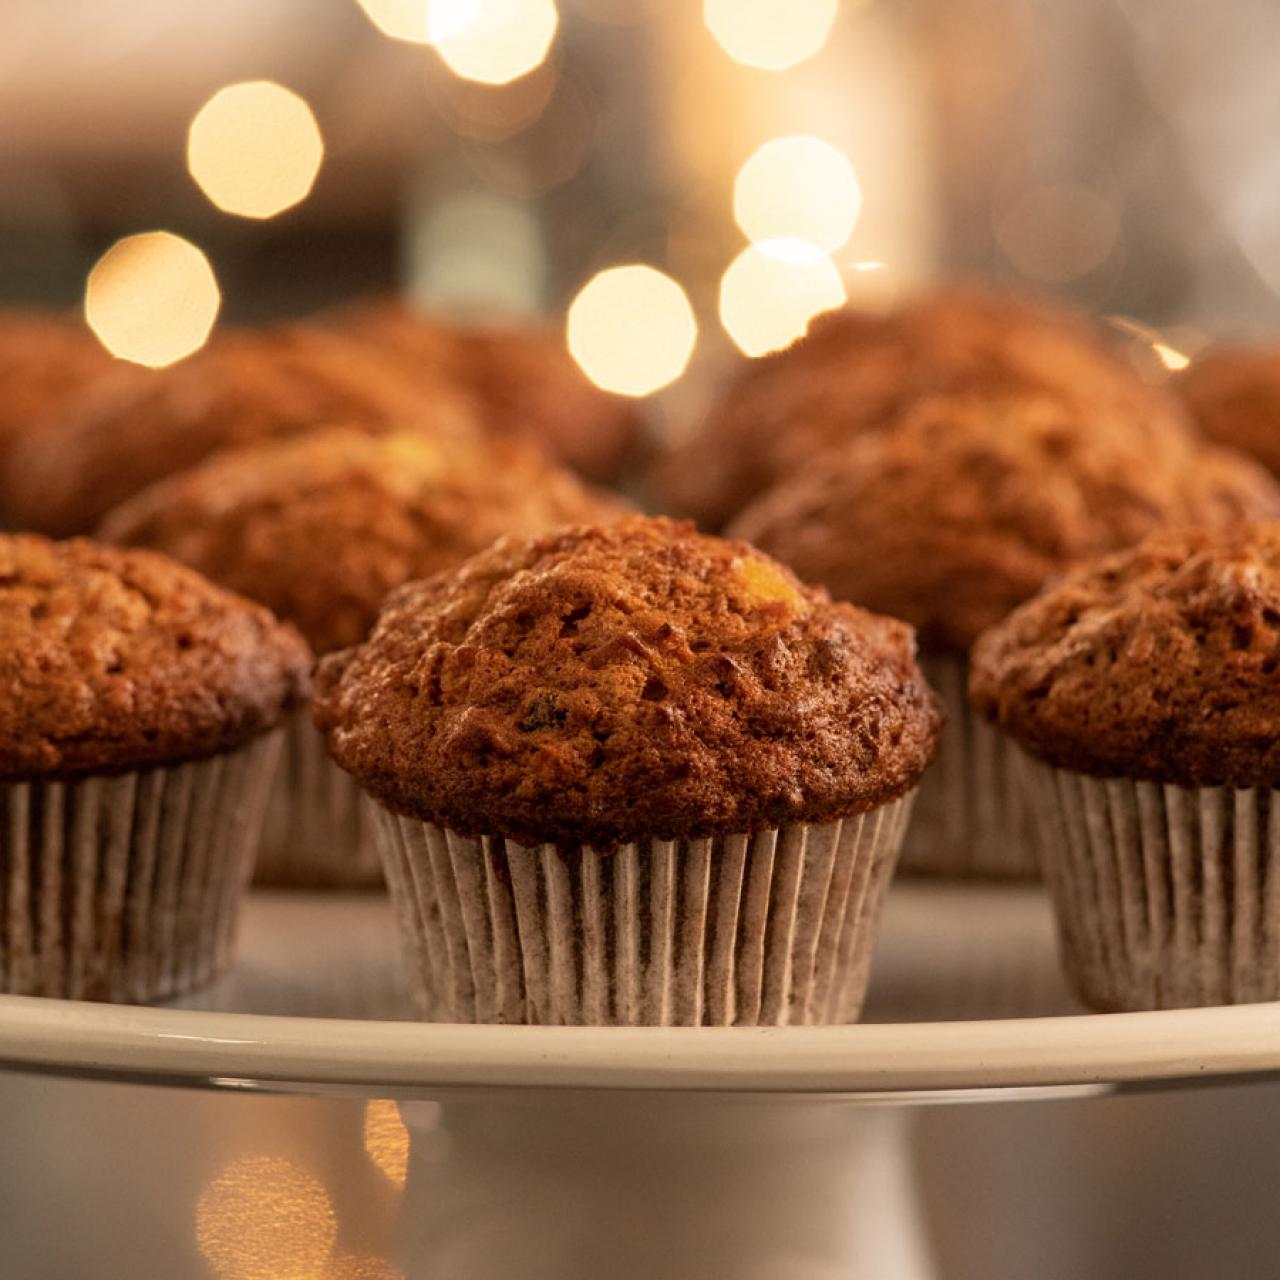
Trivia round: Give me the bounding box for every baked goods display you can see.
[313,515,940,1024]
[99,425,625,886]
[731,388,1280,875]
[971,525,1280,1010]
[4,284,1279,1020]
[0,534,309,1001]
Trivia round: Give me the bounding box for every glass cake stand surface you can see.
[3,882,1279,1279]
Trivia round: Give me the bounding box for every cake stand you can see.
[3,882,1280,1279]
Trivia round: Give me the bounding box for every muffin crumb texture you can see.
[315,517,942,848]
[970,525,1280,787]
[0,536,311,780]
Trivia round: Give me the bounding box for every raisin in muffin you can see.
[314,515,941,1025]
[0,535,310,1001]
[971,524,1280,1011]
[100,426,626,886]
[732,390,1280,876]
[4,323,479,536]
[660,285,1192,530]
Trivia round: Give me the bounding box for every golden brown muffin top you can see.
[331,298,646,483]
[659,285,1192,529]
[0,535,311,781]
[0,308,120,464]
[1178,345,1280,477]
[99,426,628,655]
[730,391,1280,653]
[970,524,1280,788]
[313,516,942,849]
[3,323,480,537]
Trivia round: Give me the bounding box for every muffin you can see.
[1177,345,1280,477]
[0,309,122,517]
[3,323,479,536]
[731,390,1280,876]
[0,535,310,1001]
[331,298,646,483]
[99,426,626,887]
[313,516,941,1025]
[660,284,1192,529]
[971,525,1280,1010]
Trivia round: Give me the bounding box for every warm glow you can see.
[567,265,698,396]
[434,0,558,85]
[719,239,846,357]
[187,81,324,220]
[363,1100,410,1187]
[734,136,862,253]
[704,0,839,71]
[195,1156,337,1280]
[1153,341,1191,372]
[355,0,432,42]
[995,182,1120,284]
[84,232,220,368]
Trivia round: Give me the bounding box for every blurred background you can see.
[5,2,1280,1277]
[6,0,1280,409]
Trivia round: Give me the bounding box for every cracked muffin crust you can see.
[969,524,1280,787]
[313,516,942,849]
[99,425,628,655]
[3,323,479,536]
[0,535,311,780]
[731,390,1280,653]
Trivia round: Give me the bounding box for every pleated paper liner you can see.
[370,794,915,1026]
[256,708,383,888]
[1020,751,1280,1010]
[901,655,1040,878]
[0,732,281,1004]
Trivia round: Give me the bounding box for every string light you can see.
[567,265,698,396]
[355,0,433,42]
[719,238,845,356]
[187,81,324,220]
[704,0,839,71]
[734,136,862,253]
[84,231,220,368]
[434,0,559,85]
[995,182,1120,284]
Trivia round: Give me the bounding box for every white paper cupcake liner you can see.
[900,655,1040,878]
[0,732,281,1003]
[1020,751,1280,1010]
[369,793,915,1026]
[255,708,384,889]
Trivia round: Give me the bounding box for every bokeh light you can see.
[434,0,559,85]
[355,0,432,42]
[720,239,846,356]
[195,1156,337,1280]
[704,0,839,71]
[84,231,220,368]
[995,182,1121,284]
[734,136,862,253]
[187,81,324,220]
[363,1100,410,1187]
[567,265,698,396]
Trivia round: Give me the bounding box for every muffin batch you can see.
[3,287,1280,1021]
